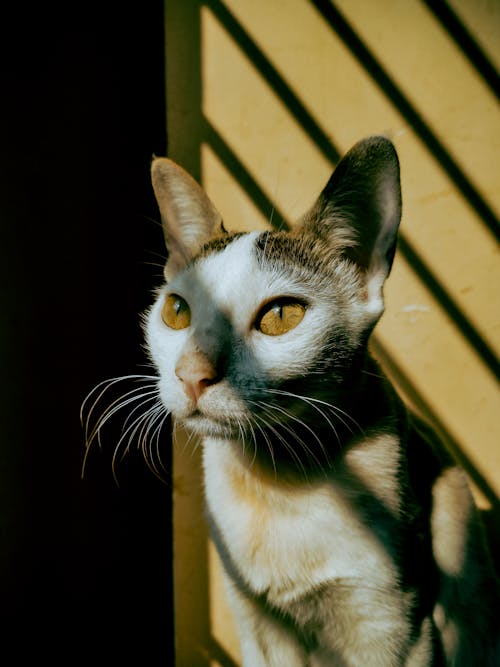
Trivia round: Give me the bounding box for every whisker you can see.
[249,412,277,477]
[86,386,160,452]
[264,401,332,465]
[251,406,309,480]
[173,421,200,457]
[259,401,331,475]
[128,401,163,462]
[80,373,165,480]
[142,260,169,271]
[148,406,170,468]
[146,405,170,472]
[266,387,363,436]
[82,376,158,444]
[244,415,260,469]
[266,388,341,448]
[236,418,247,460]
[119,386,161,429]
[83,394,158,478]
[110,398,164,484]
[80,374,158,427]
[253,411,292,475]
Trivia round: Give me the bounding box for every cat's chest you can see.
[203,438,399,607]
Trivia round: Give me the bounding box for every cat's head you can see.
[145,137,401,454]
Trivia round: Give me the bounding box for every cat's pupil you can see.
[272,304,283,319]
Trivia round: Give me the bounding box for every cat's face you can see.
[146,229,368,440]
[146,136,401,456]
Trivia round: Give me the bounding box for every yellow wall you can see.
[165,1,500,664]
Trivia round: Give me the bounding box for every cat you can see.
[92,136,500,665]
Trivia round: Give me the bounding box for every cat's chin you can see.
[181,412,242,439]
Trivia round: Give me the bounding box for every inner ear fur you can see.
[151,158,224,279]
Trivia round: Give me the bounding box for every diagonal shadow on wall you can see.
[204,0,500,384]
[309,0,500,244]
[422,0,500,102]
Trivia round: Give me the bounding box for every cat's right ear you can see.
[151,158,224,280]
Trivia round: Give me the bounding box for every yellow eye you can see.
[257,300,306,336]
[162,294,191,330]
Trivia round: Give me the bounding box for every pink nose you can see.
[175,353,219,404]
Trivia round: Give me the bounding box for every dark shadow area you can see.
[371,338,500,575]
[422,0,500,102]
[0,2,173,663]
[370,340,500,513]
[166,0,205,181]
[309,0,500,244]
[207,637,241,667]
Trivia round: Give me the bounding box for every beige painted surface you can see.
[166,1,500,664]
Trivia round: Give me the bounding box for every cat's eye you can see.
[162,294,191,330]
[256,299,306,336]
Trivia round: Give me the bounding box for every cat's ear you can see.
[151,158,224,280]
[304,136,401,315]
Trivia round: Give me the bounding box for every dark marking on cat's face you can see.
[254,229,363,293]
[198,231,246,258]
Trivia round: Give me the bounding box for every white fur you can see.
[204,436,401,604]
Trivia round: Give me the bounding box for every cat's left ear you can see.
[151,158,224,280]
[304,136,402,316]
